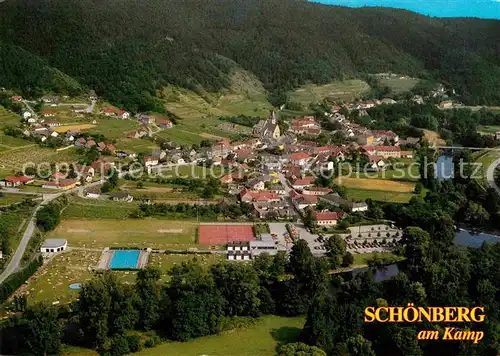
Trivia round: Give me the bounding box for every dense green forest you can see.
[0,0,499,111]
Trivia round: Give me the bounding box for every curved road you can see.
[0,180,104,284]
[486,158,500,195]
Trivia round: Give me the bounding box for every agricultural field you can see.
[53,124,96,133]
[336,177,415,193]
[135,315,305,356]
[356,163,420,182]
[0,193,38,207]
[48,219,198,249]
[379,77,420,94]
[346,188,416,203]
[148,253,224,282]
[153,164,225,179]
[287,79,369,105]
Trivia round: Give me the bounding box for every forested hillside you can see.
[0,0,499,111]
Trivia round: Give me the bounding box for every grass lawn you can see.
[472,148,500,187]
[0,106,21,127]
[379,78,420,94]
[477,125,500,135]
[12,250,101,305]
[135,315,305,356]
[355,164,420,182]
[148,253,224,282]
[86,118,140,139]
[346,188,416,203]
[288,80,369,105]
[49,219,198,249]
[62,196,138,219]
[351,251,404,266]
[336,177,415,193]
[0,134,33,148]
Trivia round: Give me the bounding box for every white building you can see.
[41,239,67,254]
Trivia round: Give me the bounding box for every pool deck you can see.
[97,248,150,270]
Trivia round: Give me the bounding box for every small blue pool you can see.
[69,283,82,290]
[109,250,141,269]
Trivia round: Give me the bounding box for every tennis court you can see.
[198,224,255,245]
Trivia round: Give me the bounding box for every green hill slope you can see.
[0,0,499,110]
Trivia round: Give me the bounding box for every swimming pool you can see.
[109,250,141,269]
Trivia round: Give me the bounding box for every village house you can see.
[400,151,413,159]
[314,210,343,226]
[108,191,134,202]
[11,95,22,102]
[371,130,399,143]
[211,138,232,159]
[290,116,321,135]
[86,140,96,148]
[73,164,95,182]
[266,183,286,195]
[252,200,292,219]
[157,119,173,128]
[144,156,159,167]
[0,176,34,187]
[91,158,115,174]
[239,189,280,203]
[292,193,317,210]
[42,110,56,118]
[42,178,79,190]
[290,176,315,190]
[246,178,266,191]
[101,107,116,116]
[86,188,101,199]
[139,115,155,125]
[318,194,368,212]
[439,100,453,109]
[289,152,312,167]
[75,137,86,147]
[362,146,401,159]
[118,110,130,119]
[367,155,386,170]
[22,111,32,119]
[301,187,332,196]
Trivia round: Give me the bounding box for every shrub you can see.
[126,335,142,353]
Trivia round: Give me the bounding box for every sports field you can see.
[336,177,415,193]
[288,79,369,105]
[198,224,255,245]
[48,219,198,249]
[135,315,305,356]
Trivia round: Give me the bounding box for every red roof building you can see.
[314,211,343,226]
[0,176,34,187]
[239,189,280,203]
[86,140,96,147]
[11,96,22,102]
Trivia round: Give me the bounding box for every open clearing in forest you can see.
[288,80,370,105]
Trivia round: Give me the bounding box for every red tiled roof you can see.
[157,119,171,124]
[106,144,116,152]
[363,146,400,152]
[368,155,384,163]
[240,189,279,201]
[303,187,332,192]
[314,211,342,221]
[97,142,106,149]
[291,176,314,186]
[289,152,311,160]
[4,176,32,183]
[78,137,86,144]
[102,107,116,114]
[87,140,96,146]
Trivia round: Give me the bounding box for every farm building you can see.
[0,176,34,187]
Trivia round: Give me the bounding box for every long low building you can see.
[41,239,68,254]
[318,194,368,212]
